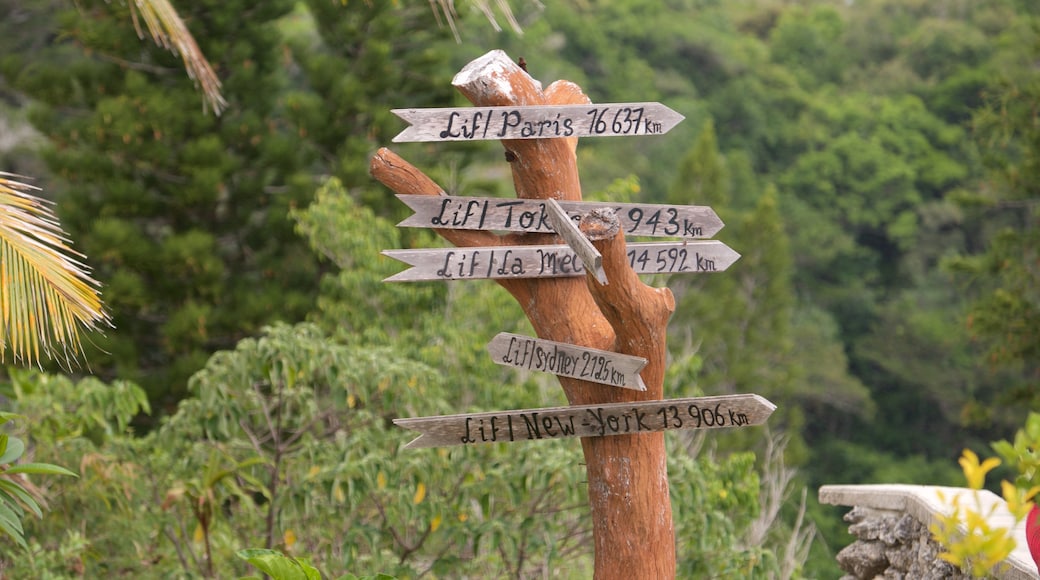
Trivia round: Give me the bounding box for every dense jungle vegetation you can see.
[0,0,1037,576]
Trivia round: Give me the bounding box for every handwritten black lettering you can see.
[584,408,606,436]
[497,110,521,137]
[521,412,541,439]
[461,417,477,444]
[436,251,456,278]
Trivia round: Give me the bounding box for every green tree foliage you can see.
[903,18,991,81]
[778,93,971,314]
[293,179,531,413]
[670,450,766,576]
[4,0,319,406]
[769,5,848,87]
[283,1,460,213]
[667,119,728,208]
[947,16,1040,416]
[1,0,479,410]
[666,124,868,462]
[0,369,148,570]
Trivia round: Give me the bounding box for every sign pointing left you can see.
[392,102,685,143]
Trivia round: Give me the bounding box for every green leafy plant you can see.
[0,371,168,577]
[992,412,1040,493]
[237,548,397,580]
[164,451,270,577]
[238,548,321,580]
[0,411,77,550]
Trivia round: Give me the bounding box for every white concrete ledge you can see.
[820,484,1038,580]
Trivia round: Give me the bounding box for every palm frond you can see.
[123,0,227,115]
[0,173,110,369]
[118,0,526,113]
[430,0,523,42]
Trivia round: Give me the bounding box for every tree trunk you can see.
[370,49,676,579]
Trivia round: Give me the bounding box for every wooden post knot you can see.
[580,207,621,241]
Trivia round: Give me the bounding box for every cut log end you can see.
[580,207,621,241]
[452,49,542,103]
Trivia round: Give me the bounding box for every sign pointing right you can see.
[394,195,724,239]
[394,394,776,449]
[487,332,648,391]
[382,241,740,282]
[392,102,685,143]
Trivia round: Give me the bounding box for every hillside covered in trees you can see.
[0,0,1036,577]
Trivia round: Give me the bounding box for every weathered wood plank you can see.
[487,332,647,391]
[394,394,776,449]
[546,198,607,285]
[391,102,684,143]
[381,241,740,282]
[394,195,723,239]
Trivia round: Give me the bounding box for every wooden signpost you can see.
[382,240,740,282]
[370,49,775,580]
[395,394,776,449]
[487,332,648,391]
[392,102,685,142]
[394,194,725,238]
[545,198,608,284]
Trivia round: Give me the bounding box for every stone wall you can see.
[820,484,1038,580]
[834,505,968,579]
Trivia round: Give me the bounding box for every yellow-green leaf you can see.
[0,174,110,368]
[958,449,1000,490]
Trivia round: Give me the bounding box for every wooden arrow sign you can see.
[395,195,723,239]
[381,241,740,282]
[391,102,684,143]
[487,332,647,391]
[394,394,776,449]
[545,198,607,285]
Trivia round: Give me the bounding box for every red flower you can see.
[1028,504,1040,573]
